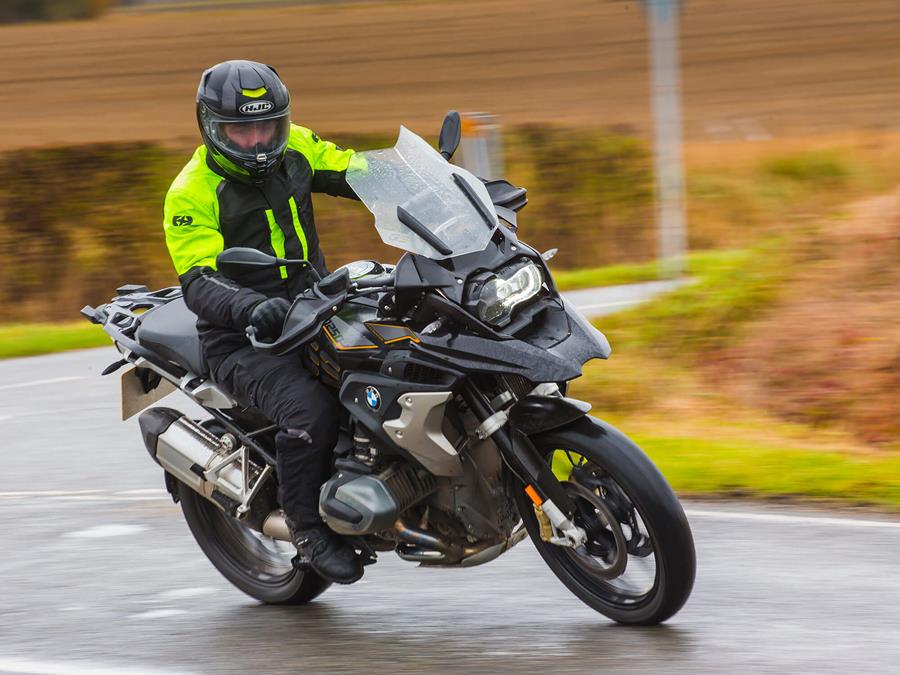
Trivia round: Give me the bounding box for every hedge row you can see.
[0,127,653,322]
[0,0,115,23]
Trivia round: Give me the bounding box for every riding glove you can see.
[249,297,291,341]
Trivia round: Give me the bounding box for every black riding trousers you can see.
[209,345,339,529]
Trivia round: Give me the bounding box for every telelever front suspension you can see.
[461,382,578,520]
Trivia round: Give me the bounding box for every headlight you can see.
[477,262,543,325]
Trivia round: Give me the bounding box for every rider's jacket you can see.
[163,125,356,362]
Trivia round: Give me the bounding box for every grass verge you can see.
[553,259,662,290]
[638,434,900,510]
[0,322,109,359]
[551,427,900,510]
[552,249,747,291]
[568,232,900,510]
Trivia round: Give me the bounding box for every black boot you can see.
[292,524,364,584]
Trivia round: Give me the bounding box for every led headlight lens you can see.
[477,262,543,325]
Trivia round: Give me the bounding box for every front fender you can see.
[508,394,592,435]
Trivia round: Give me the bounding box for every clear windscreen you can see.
[346,126,499,260]
[207,113,291,161]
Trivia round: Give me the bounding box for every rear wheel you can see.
[515,416,695,624]
[178,486,331,604]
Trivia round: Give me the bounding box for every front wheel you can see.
[515,416,695,624]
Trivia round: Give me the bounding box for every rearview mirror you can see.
[216,247,321,282]
[439,110,461,160]
[217,247,279,276]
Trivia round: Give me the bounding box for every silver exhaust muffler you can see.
[138,407,259,510]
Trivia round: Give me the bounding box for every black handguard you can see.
[246,271,353,356]
[249,297,291,342]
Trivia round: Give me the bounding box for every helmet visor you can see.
[207,111,291,161]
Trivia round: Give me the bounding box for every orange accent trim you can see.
[384,335,420,344]
[366,322,421,345]
[322,324,379,351]
[524,485,543,506]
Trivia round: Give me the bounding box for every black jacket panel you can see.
[163,125,357,362]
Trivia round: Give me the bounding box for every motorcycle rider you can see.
[162,60,364,583]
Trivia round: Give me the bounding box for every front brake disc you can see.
[563,481,628,579]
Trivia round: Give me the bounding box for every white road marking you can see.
[48,496,166,503]
[0,490,103,498]
[686,508,900,530]
[129,609,189,620]
[64,524,148,539]
[1,489,897,530]
[0,658,196,675]
[0,376,86,392]
[157,587,217,601]
[0,491,167,503]
[9,489,172,502]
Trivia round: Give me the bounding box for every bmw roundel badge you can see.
[365,386,381,411]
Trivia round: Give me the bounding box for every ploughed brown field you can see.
[1,0,899,150]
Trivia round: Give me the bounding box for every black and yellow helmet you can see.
[196,60,291,184]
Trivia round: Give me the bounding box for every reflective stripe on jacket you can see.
[162,124,357,362]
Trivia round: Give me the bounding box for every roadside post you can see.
[455,113,504,180]
[645,0,687,278]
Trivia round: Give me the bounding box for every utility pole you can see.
[455,112,504,180]
[646,0,687,277]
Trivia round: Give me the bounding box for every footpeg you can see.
[291,553,312,571]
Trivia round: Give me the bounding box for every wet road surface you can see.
[1,290,898,674]
[2,484,897,674]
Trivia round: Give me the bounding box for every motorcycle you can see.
[81,112,695,624]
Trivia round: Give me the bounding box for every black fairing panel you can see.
[388,223,611,382]
[559,298,612,360]
[411,301,611,383]
[394,225,549,314]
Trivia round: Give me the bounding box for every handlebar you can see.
[352,273,394,290]
[246,271,395,354]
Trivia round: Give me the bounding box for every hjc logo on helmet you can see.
[239,101,275,115]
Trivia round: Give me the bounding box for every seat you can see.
[136,297,208,377]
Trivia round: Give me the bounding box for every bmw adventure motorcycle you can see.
[82,113,695,624]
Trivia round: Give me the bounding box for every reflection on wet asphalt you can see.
[1,341,898,673]
[2,495,898,674]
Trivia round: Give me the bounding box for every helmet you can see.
[196,60,292,184]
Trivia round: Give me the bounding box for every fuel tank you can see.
[305,261,420,387]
